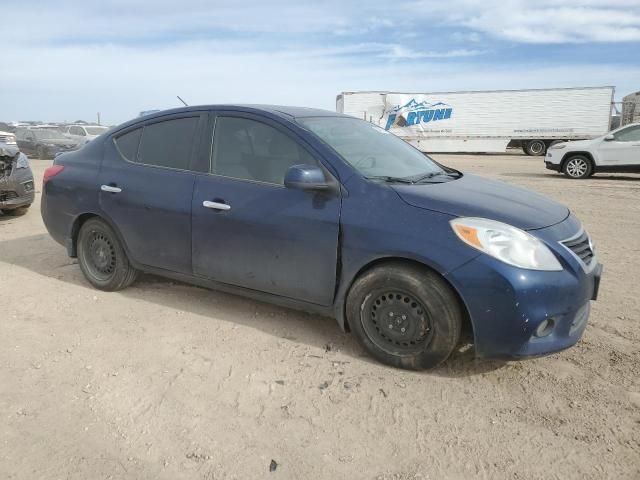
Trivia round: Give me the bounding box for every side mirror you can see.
[284,165,329,191]
[604,134,615,141]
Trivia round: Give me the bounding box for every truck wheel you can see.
[346,263,462,370]
[563,155,593,179]
[1,206,30,216]
[77,218,138,291]
[524,140,546,156]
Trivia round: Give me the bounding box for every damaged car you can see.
[0,144,35,216]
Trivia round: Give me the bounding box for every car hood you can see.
[391,174,569,230]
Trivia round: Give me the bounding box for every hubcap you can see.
[566,158,588,177]
[84,231,116,279]
[529,141,544,155]
[361,291,433,355]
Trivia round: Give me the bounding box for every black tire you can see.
[77,218,138,291]
[36,145,47,160]
[562,155,593,179]
[346,263,462,370]
[524,140,546,156]
[1,206,30,216]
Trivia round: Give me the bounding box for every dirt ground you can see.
[1,154,639,480]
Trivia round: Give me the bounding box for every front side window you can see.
[298,116,446,181]
[212,116,316,184]
[137,117,199,170]
[614,126,640,142]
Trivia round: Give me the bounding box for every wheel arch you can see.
[560,151,595,171]
[69,212,132,261]
[337,257,474,343]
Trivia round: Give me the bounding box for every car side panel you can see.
[332,176,481,329]
[41,141,105,252]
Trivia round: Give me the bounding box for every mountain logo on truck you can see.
[384,98,453,130]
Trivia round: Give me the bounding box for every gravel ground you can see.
[1,154,638,479]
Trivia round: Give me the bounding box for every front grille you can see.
[0,191,18,202]
[561,230,595,268]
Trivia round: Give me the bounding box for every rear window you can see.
[115,128,142,162]
[137,117,199,170]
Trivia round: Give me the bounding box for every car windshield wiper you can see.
[366,175,416,184]
[411,170,462,183]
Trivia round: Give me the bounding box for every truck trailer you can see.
[337,86,615,156]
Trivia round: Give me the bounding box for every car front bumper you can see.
[0,167,35,210]
[445,214,601,359]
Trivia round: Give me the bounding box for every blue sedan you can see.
[41,105,602,369]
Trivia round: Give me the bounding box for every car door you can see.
[598,125,640,166]
[98,113,206,274]
[191,112,341,306]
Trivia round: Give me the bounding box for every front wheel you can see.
[77,218,138,291]
[346,263,462,370]
[563,155,593,179]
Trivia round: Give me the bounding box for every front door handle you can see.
[203,200,231,211]
[101,185,122,193]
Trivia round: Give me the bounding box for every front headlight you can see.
[15,153,30,169]
[450,217,562,271]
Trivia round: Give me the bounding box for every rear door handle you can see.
[203,200,231,211]
[101,185,122,193]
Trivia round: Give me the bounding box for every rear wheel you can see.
[563,155,593,179]
[346,263,462,370]
[524,140,546,156]
[77,218,138,291]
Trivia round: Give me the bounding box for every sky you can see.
[2,0,640,125]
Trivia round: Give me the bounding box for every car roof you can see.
[112,104,350,134]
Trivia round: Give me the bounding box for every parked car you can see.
[545,123,640,178]
[41,106,602,370]
[16,128,78,159]
[61,124,110,146]
[0,143,35,216]
[0,130,17,145]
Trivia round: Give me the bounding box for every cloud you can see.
[2,1,639,123]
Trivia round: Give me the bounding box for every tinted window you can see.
[137,117,199,170]
[615,126,640,142]
[212,117,315,184]
[115,128,142,162]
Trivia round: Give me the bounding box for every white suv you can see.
[545,123,640,178]
[62,125,110,146]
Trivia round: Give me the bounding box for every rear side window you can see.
[212,116,315,184]
[138,117,199,170]
[115,128,142,162]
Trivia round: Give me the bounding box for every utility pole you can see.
[97,112,101,125]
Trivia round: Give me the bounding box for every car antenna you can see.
[177,95,189,107]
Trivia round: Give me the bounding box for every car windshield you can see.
[33,130,67,140]
[297,116,446,181]
[85,126,108,135]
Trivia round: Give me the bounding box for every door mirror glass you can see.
[604,134,615,141]
[284,165,328,191]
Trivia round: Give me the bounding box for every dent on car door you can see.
[99,114,206,273]
[191,112,341,305]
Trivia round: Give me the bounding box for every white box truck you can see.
[337,86,614,156]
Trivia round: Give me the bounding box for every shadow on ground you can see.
[0,233,506,377]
